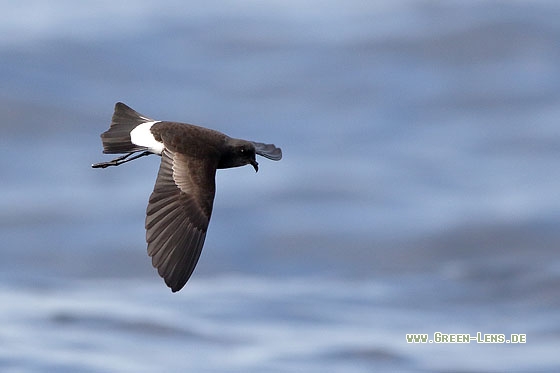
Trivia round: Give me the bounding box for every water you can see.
[1,0,560,371]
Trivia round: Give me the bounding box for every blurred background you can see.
[1,0,559,372]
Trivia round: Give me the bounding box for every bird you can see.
[92,102,282,292]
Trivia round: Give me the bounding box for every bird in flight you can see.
[93,103,282,292]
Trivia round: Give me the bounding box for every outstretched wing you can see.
[252,141,282,161]
[146,148,216,292]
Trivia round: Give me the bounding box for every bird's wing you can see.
[252,141,282,161]
[146,148,216,292]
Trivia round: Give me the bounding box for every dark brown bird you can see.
[93,102,282,292]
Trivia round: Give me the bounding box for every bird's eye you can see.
[238,146,253,156]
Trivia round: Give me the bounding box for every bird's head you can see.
[220,139,259,172]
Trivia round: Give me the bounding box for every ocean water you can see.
[1,1,560,372]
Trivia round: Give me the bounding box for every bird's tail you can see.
[100,102,154,154]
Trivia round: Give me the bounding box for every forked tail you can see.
[100,102,154,154]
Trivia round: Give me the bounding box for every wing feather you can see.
[252,141,282,161]
[146,148,216,292]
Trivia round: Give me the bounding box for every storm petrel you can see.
[93,102,282,292]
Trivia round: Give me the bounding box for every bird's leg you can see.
[92,151,151,168]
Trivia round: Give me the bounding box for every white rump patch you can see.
[130,121,164,154]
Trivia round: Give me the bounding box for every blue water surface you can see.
[1,1,560,372]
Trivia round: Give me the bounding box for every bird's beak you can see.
[250,159,259,172]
